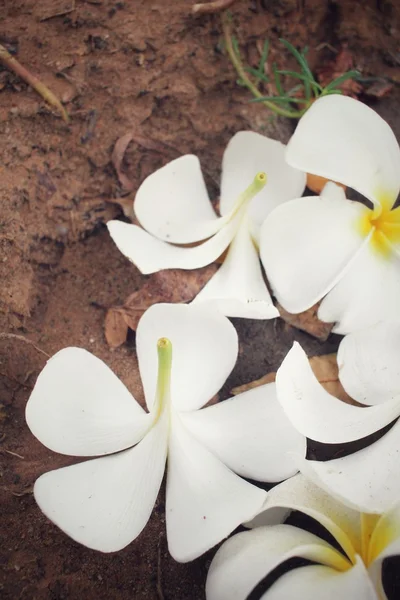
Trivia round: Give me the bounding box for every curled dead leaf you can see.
[231,353,360,406]
[111,132,136,193]
[104,265,218,348]
[277,302,333,341]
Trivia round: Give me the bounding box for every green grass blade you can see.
[279,38,316,83]
[258,39,269,73]
[323,70,360,92]
[245,66,270,83]
[251,95,310,105]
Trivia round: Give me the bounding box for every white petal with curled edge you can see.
[299,419,400,513]
[134,155,225,244]
[368,501,400,598]
[276,342,400,444]
[220,132,306,230]
[180,383,305,482]
[264,558,378,600]
[192,220,279,319]
[260,194,367,314]
[338,322,400,406]
[107,216,238,275]
[318,241,400,335]
[286,94,400,208]
[34,409,168,552]
[136,303,238,412]
[246,473,362,560]
[26,347,151,457]
[206,524,352,600]
[166,412,267,562]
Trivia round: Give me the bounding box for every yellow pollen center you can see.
[358,194,400,258]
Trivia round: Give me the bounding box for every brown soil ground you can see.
[1,0,400,598]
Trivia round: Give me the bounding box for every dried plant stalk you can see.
[192,0,237,15]
[0,44,69,123]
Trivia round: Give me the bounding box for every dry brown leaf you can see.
[278,302,333,341]
[111,132,136,193]
[232,353,360,406]
[364,80,394,99]
[111,132,176,194]
[104,308,129,349]
[106,195,135,219]
[105,265,218,348]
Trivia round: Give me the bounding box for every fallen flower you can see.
[260,95,400,334]
[107,131,305,319]
[276,321,400,513]
[25,304,305,561]
[206,473,399,600]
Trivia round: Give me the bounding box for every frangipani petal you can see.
[286,94,400,208]
[220,132,306,233]
[368,502,400,598]
[181,383,305,482]
[192,220,279,319]
[136,304,238,412]
[247,473,361,560]
[318,241,400,334]
[338,322,400,406]
[263,558,378,600]
[260,193,367,314]
[34,410,168,552]
[134,155,224,243]
[166,413,267,562]
[107,216,237,275]
[276,343,400,444]
[26,348,151,457]
[206,524,350,600]
[299,419,400,513]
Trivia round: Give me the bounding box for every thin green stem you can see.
[154,338,172,422]
[221,13,304,119]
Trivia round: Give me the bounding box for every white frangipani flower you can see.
[206,474,400,600]
[275,321,400,514]
[260,95,400,334]
[25,304,305,562]
[107,131,305,319]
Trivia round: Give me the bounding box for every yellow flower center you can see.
[358,193,400,258]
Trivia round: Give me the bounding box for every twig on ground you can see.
[0,44,69,123]
[1,449,25,460]
[192,0,237,14]
[0,333,50,358]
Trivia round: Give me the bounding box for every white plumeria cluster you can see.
[25,95,400,599]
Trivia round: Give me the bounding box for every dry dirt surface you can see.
[1,1,400,598]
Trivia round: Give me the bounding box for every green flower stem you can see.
[154,337,172,421]
[230,172,267,218]
[221,13,304,119]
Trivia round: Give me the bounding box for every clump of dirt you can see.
[1,1,400,598]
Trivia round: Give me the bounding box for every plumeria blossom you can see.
[260,95,400,334]
[206,473,400,600]
[107,131,305,319]
[25,304,305,562]
[275,321,400,514]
